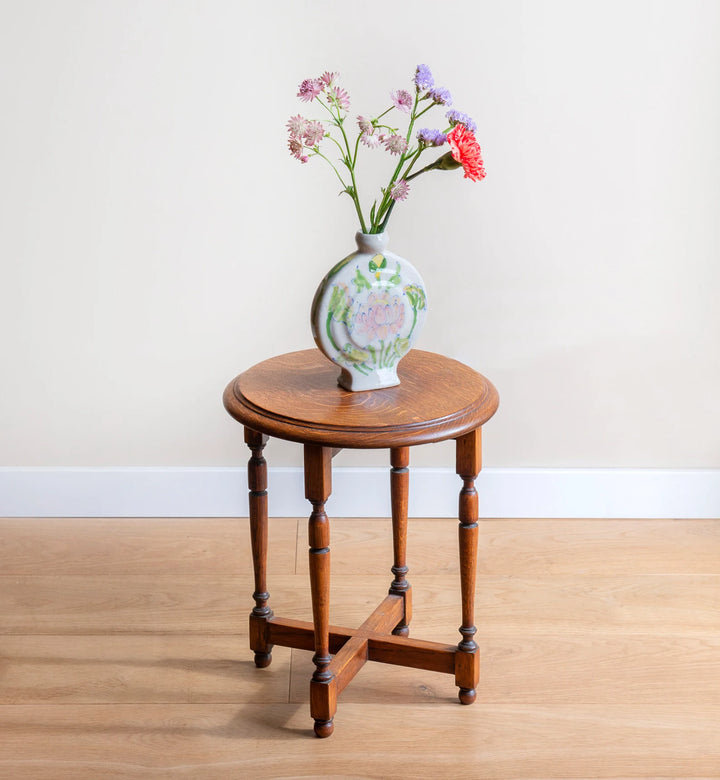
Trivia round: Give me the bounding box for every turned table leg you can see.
[455,427,482,705]
[389,446,412,636]
[245,427,273,668]
[304,444,336,738]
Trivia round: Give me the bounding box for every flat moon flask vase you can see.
[311,232,428,392]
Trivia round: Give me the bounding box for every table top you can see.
[223,349,499,449]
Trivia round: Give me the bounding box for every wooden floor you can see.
[0,516,719,778]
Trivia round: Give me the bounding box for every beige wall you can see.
[1,0,719,471]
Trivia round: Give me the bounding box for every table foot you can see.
[454,640,480,705]
[392,625,410,637]
[249,613,274,668]
[253,651,272,668]
[458,687,477,705]
[313,718,334,738]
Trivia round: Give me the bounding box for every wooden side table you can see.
[223,349,499,737]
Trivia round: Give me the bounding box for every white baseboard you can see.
[0,467,718,519]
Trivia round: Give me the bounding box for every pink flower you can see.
[286,114,309,138]
[288,138,309,164]
[327,84,350,110]
[390,179,410,201]
[390,89,413,114]
[354,291,406,342]
[357,115,373,134]
[297,78,322,102]
[303,120,325,147]
[447,125,485,181]
[360,132,381,149]
[383,133,408,155]
[320,71,338,88]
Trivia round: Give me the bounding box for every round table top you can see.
[223,349,499,449]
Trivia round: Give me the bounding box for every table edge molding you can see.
[223,380,498,448]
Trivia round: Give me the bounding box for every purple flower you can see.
[446,109,477,133]
[416,128,447,146]
[383,133,408,155]
[414,64,434,91]
[297,78,322,102]
[390,179,410,201]
[428,86,453,106]
[390,89,413,114]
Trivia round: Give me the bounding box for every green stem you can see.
[313,150,350,191]
[315,96,368,233]
[371,92,421,232]
[351,132,362,168]
[377,201,396,234]
[376,146,423,234]
[405,152,449,182]
[326,134,348,158]
[399,148,423,181]
[315,95,340,121]
[414,103,436,121]
[336,112,367,233]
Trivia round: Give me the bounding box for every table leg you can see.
[389,446,412,636]
[455,427,482,705]
[304,444,336,738]
[245,427,273,668]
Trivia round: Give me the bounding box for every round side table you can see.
[223,349,499,738]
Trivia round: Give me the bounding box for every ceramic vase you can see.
[311,232,428,391]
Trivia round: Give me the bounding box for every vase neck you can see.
[355,231,389,254]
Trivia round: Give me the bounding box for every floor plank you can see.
[0,703,718,778]
[0,636,291,705]
[1,516,719,778]
[1,573,718,636]
[295,518,720,576]
[0,575,252,634]
[289,634,720,705]
[0,517,298,575]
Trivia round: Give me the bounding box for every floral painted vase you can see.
[311,232,427,391]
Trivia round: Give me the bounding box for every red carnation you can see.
[447,125,486,182]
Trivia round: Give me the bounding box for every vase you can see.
[310,232,428,391]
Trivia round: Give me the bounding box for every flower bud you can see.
[433,151,463,171]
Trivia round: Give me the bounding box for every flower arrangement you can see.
[287,64,485,235]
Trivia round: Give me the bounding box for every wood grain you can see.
[0,517,298,575]
[290,634,720,705]
[389,447,411,634]
[0,635,292,704]
[1,516,719,778]
[2,572,718,637]
[0,703,718,778]
[223,349,499,448]
[294,518,720,576]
